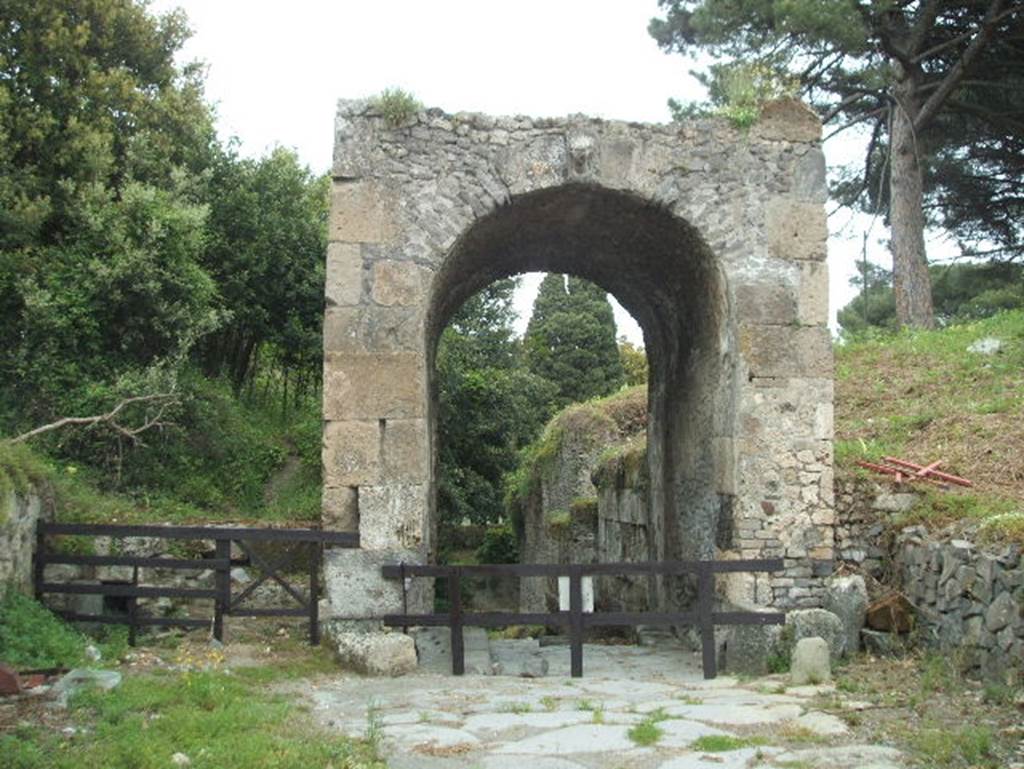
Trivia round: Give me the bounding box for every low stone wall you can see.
[834,475,916,579]
[835,472,1023,681]
[0,488,50,593]
[895,527,1023,681]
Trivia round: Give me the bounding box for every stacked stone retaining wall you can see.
[835,473,1023,680]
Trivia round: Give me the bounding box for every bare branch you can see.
[9,394,178,444]
[907,0,944,55]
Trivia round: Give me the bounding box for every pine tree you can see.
[524,274,625,409]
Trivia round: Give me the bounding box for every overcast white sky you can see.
[151,0,930,342]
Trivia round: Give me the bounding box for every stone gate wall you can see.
[321,98,835,626]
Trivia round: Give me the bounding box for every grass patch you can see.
[373,87,421,126]
[835,309,1024,505]
[627,718,663,747]
[690,734,770,752]
[893,490,1023,545]
[0,589,126,670]
[502,701,532,714]
[909,724,996,767]
[2,666,385,769]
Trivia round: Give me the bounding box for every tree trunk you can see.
[889,73,936,329]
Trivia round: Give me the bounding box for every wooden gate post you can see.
[569,566,584,678]
[213,538,231,643]
[697,561,716,679]
[449,568,465,675]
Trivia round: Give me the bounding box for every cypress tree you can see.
[524,274,625,408]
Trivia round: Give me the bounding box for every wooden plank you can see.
[39,583,216,599]
[710,559,784,574]
[713,611,786,626]
[56,612,210,629]
[697,561,716,680]
[449,570,464,676]
[236,540,308,609]
[43,554,230,570]
[228,608,308,618]
[569,566,584,678]
[582,612,697,627]
[382,559,782,581]
[40,522,360,545]
[382,612,561,628]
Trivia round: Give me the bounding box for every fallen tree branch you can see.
[9,394,177,445]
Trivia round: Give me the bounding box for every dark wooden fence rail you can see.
[382,559,786,679]
[35,522,358,646]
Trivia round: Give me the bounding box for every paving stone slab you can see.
[384,723,481,750]
[463,711,593,733]
[492,724,640,754]
[770,744,904,769]
[793,711,851,736]
[664,703,803,726]
[480,757,587,769]
[657,747,777,769]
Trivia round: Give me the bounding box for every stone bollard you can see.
[790,636,831,685]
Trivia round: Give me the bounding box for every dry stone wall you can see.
[835,473,1023,681]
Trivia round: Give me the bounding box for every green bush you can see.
[0,589,87,669]
[373,88,421,127]
[475,522,519,564]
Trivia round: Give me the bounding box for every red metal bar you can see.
[882,457,973,487]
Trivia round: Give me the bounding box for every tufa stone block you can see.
[323,352,425,420]
[381,419,429,483]
[330,631,417,677]
[790,636,831,685]
[322,420,380,486]
[739,325,833,378]
[735,282,798,326]
[797,260,829,326]
[765,198,827,261]
[752,98,822,143]
[322,486,359,532]
[329,180,395,243]
[359,484,429,550]
[370,260,431,307]
[325,242,363,306]
[322,547,430,620]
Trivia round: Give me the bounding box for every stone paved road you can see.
[290,641,907,769]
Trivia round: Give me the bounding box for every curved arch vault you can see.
[321,100,834,623]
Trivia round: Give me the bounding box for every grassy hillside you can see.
[0,377,323,527]
[835,309,1024,542]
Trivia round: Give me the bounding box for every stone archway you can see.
[321,99,834,627]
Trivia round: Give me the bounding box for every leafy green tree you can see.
[524,274,625,409]
[436,280,557,538]
[199,147,329,396]
[650,1,1024,329]
[0,0,219,429]
[839,260,1024,334]
[618,338,649,387]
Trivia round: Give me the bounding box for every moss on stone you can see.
[506,386,648,517]
[0,442,51,523]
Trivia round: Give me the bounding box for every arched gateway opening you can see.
[427,185,729,608]
[321,99,835,640]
